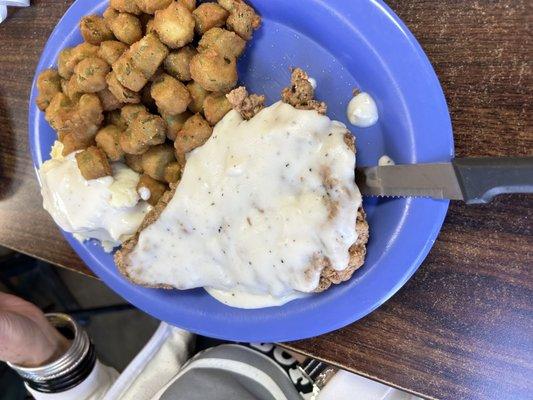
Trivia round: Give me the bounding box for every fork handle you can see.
[452,157,533,204]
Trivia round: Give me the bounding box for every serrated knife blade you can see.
[355,157,533,204]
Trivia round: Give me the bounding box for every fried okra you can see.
[80,15,115,45]
[75,146,112,180]
[174,113,212,157]
[153,2,195,49]
[106,109,129,130]
[163,161,181,183]
[203,93,232,125]
[151,73,190,115]
[97,88,123,111]
[74,57,110,93]
[141,144,175,181]
[193,3,228,35]
[197,27,245,59]
[98,41,128,65]
[134,0,173,14]
[95,124,125,161]
[62,133,95,156]
[186,81,208,113]
[163,46,196,81]
[103,7,143,45]
[113,34,169,92]
[106,71,141,103]
[58,43,99,79]
[179,0,196,11]
[190,49,237,93]
[161,110,191,141]
[218,0,261,40]
[137,174,167,205]
[45,93,103,142]
[36,69,62,111]
[110,0,142,15]
[121,104,148,125]
[125,153,144,173]
[119,112,166,154]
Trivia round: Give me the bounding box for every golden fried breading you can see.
[97,87,123,111]
[120,112,167,154]
[189,49,237,93]
[134,0,173,14]
[186,81,208,113]
[121,104,149,125]
[141,144,176,181]
[161,110,191,141]
[58,43,100,79]
[203,92,232,125]
[75,146,112,180]
[105,110,128,130]
[95,124,125,161]
[163,46,196,81]
[137,174,167,205]
[151,73,191,115]
[98,40,128,65]
[74,57,110,93]
[45,93,103,142]
[163,161,181,183]
[153,2,195,49]
[61,133,95,156]
[113,34,169,92]
[125,153,144,173]
[79,15,115,45]
[281,68,326,114]
[193,3,228,35]
[174,113,212,157]
[110,0,142,15]
[36,69,62,111]
[217,0,260,40]
[103,7,143,45]
[226,86,265,120]
[178,0,196,11]
[197,27,245,59]
[106,71,141,103]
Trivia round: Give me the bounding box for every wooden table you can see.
[0,1,531,399]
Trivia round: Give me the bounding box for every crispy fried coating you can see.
[134,0,173,14]
[103,7,143,45]
[74,57,110,93]
[121,104,149,125]
[75,146,112,180]
[186,81,208,113]
[193,3,228,35]
[163,46,196,81]
[97,87,123,111]
[197,27,245,59]
[281,68,326,114]
[120,112,167,154]
[137,174,167,205]
[161,110,191,141]
[163,161,181,183]
[58,43,100,79]
[174,113,212,157]
[62,133,95,156]
[203,92,232,125]
[95,124,125,161]
[151,73,191,115]
[217,0,260,40]
[110,0,142,15]
[98,40,128,65]
[153,2,195,49]
[141,144,176,181]
[226,86,265,120]
[106,71,141,103]
[36,69,62,111]
[178,0,196,11]
[189,49,237,93]
[80,15,115,45]
[125,153,144,173]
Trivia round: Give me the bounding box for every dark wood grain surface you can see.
[0,1,531,399]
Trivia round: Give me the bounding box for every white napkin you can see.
[0,0,30,6]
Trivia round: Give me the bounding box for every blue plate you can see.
[29,0,453,342]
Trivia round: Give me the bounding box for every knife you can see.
[355,157,533,204]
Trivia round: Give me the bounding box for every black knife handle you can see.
[452,157,533,204]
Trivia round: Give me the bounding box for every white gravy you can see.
[126,102,362,308]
